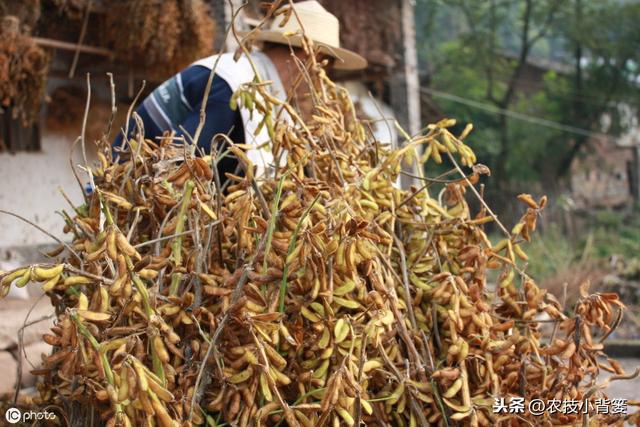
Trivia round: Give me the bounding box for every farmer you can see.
[113,1,366,178]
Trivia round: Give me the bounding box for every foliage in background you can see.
[416,0,640,195]
[583,209,640,260]
[522,224,575,283]
[524,208,640,284]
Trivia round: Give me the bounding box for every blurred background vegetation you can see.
[416,0,640,189]
[415,0,640,333]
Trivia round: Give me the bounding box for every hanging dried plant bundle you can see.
[0,16,49,125]
[47,0,90,21]
[0,0,41,28]
[1,37,637,427]
[105,0,216,78]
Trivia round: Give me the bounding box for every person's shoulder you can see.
[180,64,234,106]
[180,63,212,81]
[191,52,238,69]
[182,52,261,101]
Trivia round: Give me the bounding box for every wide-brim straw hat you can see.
[238,1,367,71]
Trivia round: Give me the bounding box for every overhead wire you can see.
[485,73,640,110]
[420,86,612,141]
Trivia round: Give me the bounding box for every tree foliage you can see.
[416,0,640,194]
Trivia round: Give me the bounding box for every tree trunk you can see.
[556,0,586,181]
[495,111,509,188]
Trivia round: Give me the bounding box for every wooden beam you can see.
[401,0,421,137]
[390,0,421,188]
[32,37,114,58]
[390,0,420,137]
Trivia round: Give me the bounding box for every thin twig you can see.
[64,264,114,284]
[444,149,510,237]
[120,81,147,154]
[393,233,418,330]
[134,221,220,249]
[68,137,87,204]
[0,210,81,263]
[14,296,53,404]
[103,72,117,140]
[80,74,93,189]
[68,0,92,79]
[190,2,248,147]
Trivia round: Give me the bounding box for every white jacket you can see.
[192,51,286,178]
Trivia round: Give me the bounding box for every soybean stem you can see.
[278,194,320,313]
[170,180,195,295]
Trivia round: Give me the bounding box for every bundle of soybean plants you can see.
[1,41,638,427]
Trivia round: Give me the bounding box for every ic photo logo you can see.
[5,407,21,424]
[4,407,56,424]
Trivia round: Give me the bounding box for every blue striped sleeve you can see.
[113,65,245,158]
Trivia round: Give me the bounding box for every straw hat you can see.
[239,1,367,71]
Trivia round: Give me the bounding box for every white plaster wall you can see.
[0,133,94,248]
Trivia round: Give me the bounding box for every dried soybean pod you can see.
[148,375,175,402]
[117,367,129,402]
[42,274,61,291]
[148,390,173,427]
[132,359,149,392]
[116,232,141,260]
[152,335,170,364]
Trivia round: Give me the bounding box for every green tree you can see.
[416,0,640,198]
[552,0,640,178]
